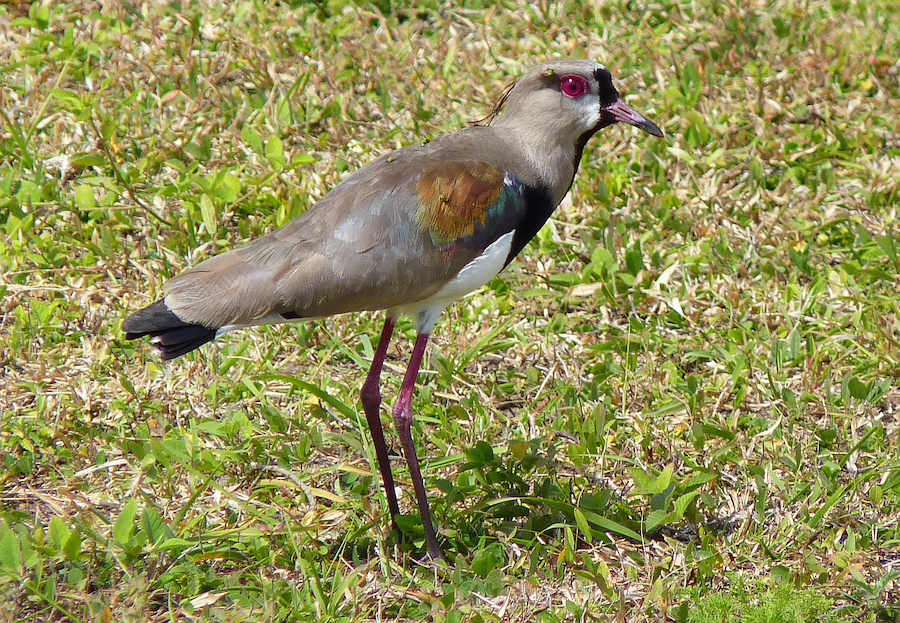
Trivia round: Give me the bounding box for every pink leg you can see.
[360,319,402,523]
[393,332,444,560]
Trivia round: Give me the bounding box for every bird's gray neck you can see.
[487,121,579,204]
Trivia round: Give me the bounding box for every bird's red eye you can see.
[560,74,589,98]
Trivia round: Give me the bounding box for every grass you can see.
[1,0,899,620]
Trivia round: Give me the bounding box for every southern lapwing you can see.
[122,59,664,559]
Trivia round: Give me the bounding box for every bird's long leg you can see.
[393,332,444,560]
[360,318,402,524]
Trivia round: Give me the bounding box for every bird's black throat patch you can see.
[505,183,557,267]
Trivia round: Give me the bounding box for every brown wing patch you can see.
[415,161,504,244]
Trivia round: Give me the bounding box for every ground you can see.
[0,0,898,621]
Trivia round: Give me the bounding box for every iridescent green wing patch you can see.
[415,161,506,246]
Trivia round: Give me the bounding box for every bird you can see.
[122,59,664,560]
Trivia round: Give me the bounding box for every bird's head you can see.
[490,59,664,147]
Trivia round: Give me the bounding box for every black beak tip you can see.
[644,120,665,139]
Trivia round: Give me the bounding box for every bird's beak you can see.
[603,98,664,138]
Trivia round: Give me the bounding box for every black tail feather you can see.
[149,325,218,360]
[122,299,218,360]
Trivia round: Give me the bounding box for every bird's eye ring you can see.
[560,75,589,98]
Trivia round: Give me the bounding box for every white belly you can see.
[392,230,515,333]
